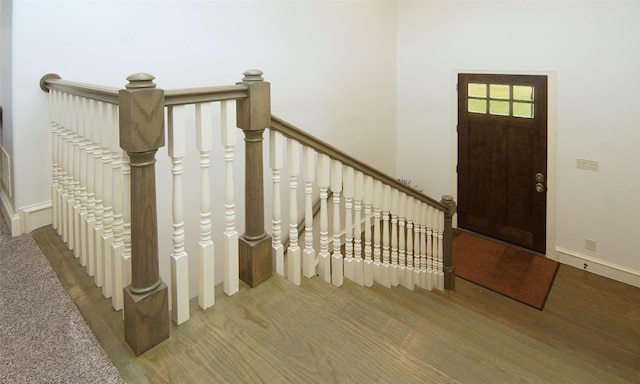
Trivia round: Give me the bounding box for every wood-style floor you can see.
[33,225,640,383]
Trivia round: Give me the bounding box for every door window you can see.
[467,83,534,118]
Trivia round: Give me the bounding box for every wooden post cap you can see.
[242,69,264,82]
[125,73,157,89]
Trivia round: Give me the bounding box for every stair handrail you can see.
[270,115,448,213]
[40,74,119,104]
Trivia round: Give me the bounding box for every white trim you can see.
[556,246,640,289]
[19,201,52,233]
[451,69,557,258]
[0,187,21,237]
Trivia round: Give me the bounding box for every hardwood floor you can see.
[33,225,640,383]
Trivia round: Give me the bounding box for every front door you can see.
[457,74,548,253]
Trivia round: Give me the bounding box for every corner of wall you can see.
[0,186,20,236]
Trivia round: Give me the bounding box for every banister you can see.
[40,74,249,107]
[40,74,120,104]
[164,85,248,106]
[269,115,448,212]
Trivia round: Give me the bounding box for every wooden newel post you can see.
[119,73,169,356]
[441,195,456,290]
[236,69,272,287]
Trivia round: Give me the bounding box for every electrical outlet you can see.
[585,238,597,251]
[577,158,599,171]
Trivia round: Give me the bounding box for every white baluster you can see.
[74,97,88,262]
[85,99,98,278]
[49,90,59,232]
[424,204,433,290]
[111,105,125,310]
[343,165,355,282]
[93,101,106,287]
[71,95,81,256]
[413,201,423,288]
[221,100,239,296]
[397,191,406,288]
[196,102,214,309]
[85,100,98,277]
[168,105,189,325]
[317,153,331,283]
[287,139,301,286]
[302,145,317,278]
[101,103,116,299]
[270,130,285,277]
[372,179,383,285]
[69,95,80,254]
[363,175,374,287]
[53,90,64,234]
[390,188,399,287]
[77,97,89,268]
[402,196,415,290]
[379,184,391,288]
[330,159,343,287]
[436,209,445,291]
[353,170,364,285]
[61,92,72,243]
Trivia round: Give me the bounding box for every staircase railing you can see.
[39,70,456,356]
[268,116,456,290]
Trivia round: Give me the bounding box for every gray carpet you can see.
[0,218,123,383]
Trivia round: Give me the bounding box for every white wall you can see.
[397,1,640,283]
[9,0,397,296]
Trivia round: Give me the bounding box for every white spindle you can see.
[363,175,374,287]
[286,139,301,286]
[111,104,125,310]
[53,90,64,234]
[317,153,331,283]
[403,196,415,290]
[50,90,59,232]
[397,191,406,288]
[93,101,106,288]
[413,201,423,288]
[77,97,89,268]
[436,210,445,291]
[196,102,215,309]
[424,204,433,290]
[372,179,382,285]
[353,171,364,285]
[390,188,399,287]
[85,99,98,278]
[221,100,239,296]
[302,145,316,278]
[71,95,81,256]
[379,184,391,288]
[343,166,355,282]
[61,92,72,244]
[270,130,285,277]
[168,105,189,325]
[101,104,116,299]
[330,159,343,287]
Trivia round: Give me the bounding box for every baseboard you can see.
[19,201,52,233]
[555,246,640,289]
[0,187,21,237]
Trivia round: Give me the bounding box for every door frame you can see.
[450,69,557,259]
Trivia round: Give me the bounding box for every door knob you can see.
[535,172,545,183]
[536,183,544,193]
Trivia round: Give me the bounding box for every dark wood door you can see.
[457,74,547,253]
